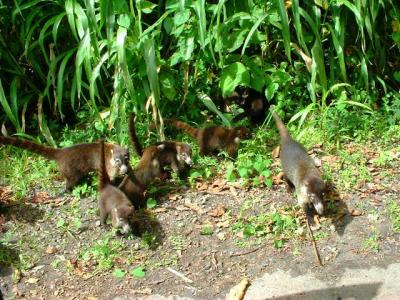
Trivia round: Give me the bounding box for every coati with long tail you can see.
[166,119,250,157]
[226,86,267,126]
[98,139,134,234]
[128,113,193,177]
[0,136,129,191]
[270,106,325,215]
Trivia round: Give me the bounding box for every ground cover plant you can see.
[0,0,400,299]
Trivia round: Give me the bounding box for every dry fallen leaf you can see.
[184,202,204,214]
[208,205,227,218]
[196,181,209,191]
[211,178,228,192]
[26,277,39,284]
[31,191,51,204]
[272,172,285,185]
[168,193,181,201]
[45,246,57,254]
[226,278,250,300]
[350,209,363,217]
[271,146,280,159]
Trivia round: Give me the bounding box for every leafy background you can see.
[0,0,399,144]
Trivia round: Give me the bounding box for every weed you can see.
[200,225,214,236]
[79,236,126,271]
[0,147,59,200]
[387,201,400,233]
[362,233,380,253]
[168,235,186,252]
[140,232,159,250]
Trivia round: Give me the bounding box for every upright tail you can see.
[0,136,58,159]
[128,113,143,156]
[98,139,109,191]
[269,106,291,141]
[166,119,198,139]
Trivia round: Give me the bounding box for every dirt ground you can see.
[1,146,400,300]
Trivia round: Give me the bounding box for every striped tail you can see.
[128,113,143,156]
[0,136,58,159]
[98,139,109,191]
[167,119,198,139]
[269,106,291,141]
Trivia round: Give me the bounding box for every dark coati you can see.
[166,119,250,157]
[128,113,193,177]
[226,86,267,126]
[0,136,129,191]
[98,139,134,234]
[270,106,325,215]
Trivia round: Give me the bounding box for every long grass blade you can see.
[277,0,291,61]
[0,79,21,132]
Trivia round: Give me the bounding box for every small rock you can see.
[46,246,58,254]
[350,208,363,216]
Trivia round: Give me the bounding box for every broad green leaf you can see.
[138,0,157,14]
[198,93,231,127]
[113,269,126,278]
[219,62,250,98]
[131,266,146,278]
[146,198,157,209]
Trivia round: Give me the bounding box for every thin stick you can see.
[305,215,323,266]
[230,245,263,257]
[166,267,193,284]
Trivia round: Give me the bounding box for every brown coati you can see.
[0,136,129,191]
[270,106,325,215]
[226,86,267,126]
[128,113,193,177]
[98,139,134,234]
[166,119,250,157]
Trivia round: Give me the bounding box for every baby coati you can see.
[0,136,129,191]
[226,86,267,126]
[128,113,193,177]
[166,119,250,157]
[98,139,134,234]
[270,106,326,215]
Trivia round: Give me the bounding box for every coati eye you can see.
[115,158,121,164]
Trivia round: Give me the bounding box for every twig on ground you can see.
[166,267,193,284]
[305,214,323,266]
[230,245,264,257]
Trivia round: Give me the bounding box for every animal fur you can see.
[270,106,325,215]
[0,136,130,191]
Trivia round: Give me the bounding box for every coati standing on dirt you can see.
[270,106,326,215]
[128,113,193,178]
[166,119,250,157]
[0,136,129,191]
[226,86,267,126]
[98,139,134,234]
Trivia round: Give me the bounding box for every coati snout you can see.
[111,206,135,234]
[109,148,130,178]
[176,144,193,166]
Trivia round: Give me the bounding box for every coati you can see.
[128,113,193,177]
[270,106,325,215]
[98,139,134,234]
[166,119,250,157]
[0,136,129,191]
[226,86,267,126]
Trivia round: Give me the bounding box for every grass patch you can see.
[0,147,59,200]
[387,201,400,233]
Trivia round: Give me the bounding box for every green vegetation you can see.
[0,0,398,143]
[387,201,400,233]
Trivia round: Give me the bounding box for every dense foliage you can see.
[0,0,399,143]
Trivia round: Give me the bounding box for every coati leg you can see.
[99,205,107,226]
[282,174,295,193]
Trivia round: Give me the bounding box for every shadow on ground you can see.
[269,282,382,300]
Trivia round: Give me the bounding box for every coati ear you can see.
[176,145,182,152]
[157,144,165,150]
